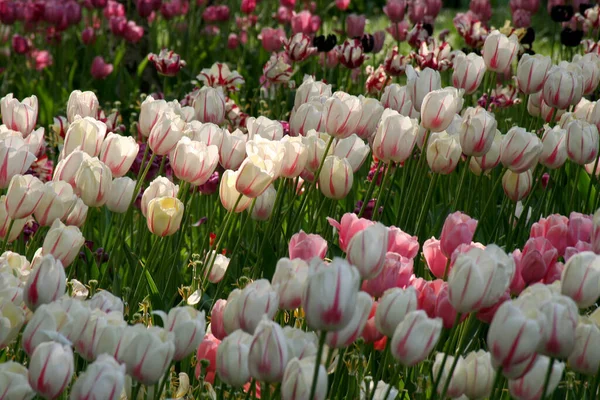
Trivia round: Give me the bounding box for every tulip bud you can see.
[560,251,600,307]
[139,96,169,137]
[248,319,289,382]
[288,231,327,261]
[568,312,600,375]
[406,66,442,111]
[326,291,373,348]
[282,328,319,360]
[322,93,362,139]
[170,137,220,186]
[290,102,323,137]
[449,245,515,313]
[474,130,503,171]
[53,150,91,188]
[543,63,584,110]
[193,86,226,125]
[251,184,276,221]
[347,223,389,279]
[373,109,419,163]
[106,177,137,214]
[23,254,65,310]
[500,127,542,172]
[432,353,467,398]
[0,93,38,136]
[247,116,284,141]
[318,155,354,199]
[421,88,463,133]
[482,30,519,72]
[0,362,35,400]
[508,356,564,399]
[440,211,478,257]
[41,219,85,268]
[70,354,126,400]
[33,181,78,226]
[236,279,279,334]
[184,121,224,147]
[236,156,276,199]
[164,306,206,361]
[375,287,418,338]
[426,131,462,174]
[66,198,88,227]
[355,97,385,140]
[219,170,253,213]
[210,299,227,340]
[0,298,25,348]
[459,107,497,156]
[67,90,99,123]
[148,111,185,156]
[502,169,533,202]
[452,53,486,94]
[99,133,139,177]
[463,350,495,399]
[302,258,360,331]
[216,329,253,387]
[294,76,332,110]
[272,258,309,310]
[0,136,37,189]
[539,125,568,169]
[28,341,74,399]
[565,119,600,165]
[74,157,113,207]
[537,294,578,358]
[146,196,184,237]
[516,54,552,94]
[122,325,175,385]
[390,310,442,366]
[6,174,44,219]
[333,134,369,173]
[62,116,107,158]
[219,129,247,170]
[281,358,328,400]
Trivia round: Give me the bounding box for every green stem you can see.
[540,358,555,400]
[451,157,471,211]
[309,332,327,400]
[0,219,15,253]
[359,160,382,217]
[415,173,439,242]
[372,163,394,221]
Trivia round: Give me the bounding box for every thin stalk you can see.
[359,160,383,217]
[0,219,15,253]
[415,173,439,241]
[372,163,394,221]
[451,157,471,211]
[309,332,327,400]
[540,358,556,400]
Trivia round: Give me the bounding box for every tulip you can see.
[565,119,600,165]
[219,170,253,213]
[219,129,247,170]
[390,310,442,366]
[23,254,65,310]
[249,184,274,221]
[22,302,70,355]
[62,116,107,158]
[318,155,354,199]
[148,49,186,77]
[0,298,25,349]
[285,33,317,62]
[161,306,206,361]
[560,251,600,307]
[281,358,328,400]
[0,136,36,189]
[288,231,327,261]
[282,328,319,360]
[354,97,385,140]
[259,27,285,52]
[246,116,284,141]
[64,198,87,227]
[41,219,85,268]
[216,329,253,387]
[347,223,389,279]
[148,111,185,156]
[6,174,44,220]
[272,258,309,310]
[140,177,179,217]
[516,54,552,94]
[235,279,279,334]
[263,53,294,84]
[452,53,486,94]
[0,196,27,243]
[74,157,113,207]
[70,354,125,400]
[406,66,442,112]
[236,156,277,199]
[294,77,332,110]
[33,181,77,226]
[73,308,122,361]
[290,102,323,137]
[146,196,184,237]
[373,109,419,163]
[193,86,226,125]
[0,93,38,136]
[500,126,543,172]
[502,169,533,202]
[380,83,416,116]
[203,251,230,284]
[337,38,367,69]
[487,301,541,373]
[537,294,578,358]
[321,93,361,139]
[99,133,139,177]
[568,312,600,375]
[106,177,137,214]
[67,90,99,123]
[539,125,567,169]
[432,353,467,398]
[302,258,360,331]
[28,341,74,399]
[508,356,564,400]
[122,325,175,385]
[248,319,289,382]
[184,121,223,147]
[459,107,497,156]
[462,350,495,399]
[426,131,462,174]
[0,362,35,400]
[279,136,308,179]
[210,299,227,340]
[362,252,413,298]
[169,137,219,186]
[440,212,478,258]
[195,334,219,383]
[472,130,503,171]
[53,150,91,188]
[139,96,169,137]
[421,88,463,133]
[482,30,519,72]
[326,291,373,348]
[543,62,584,110]
[333,134,369,173]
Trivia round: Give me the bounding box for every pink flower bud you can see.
[288,231,327,261]
[440,212,478,258]
[90,56,113,80]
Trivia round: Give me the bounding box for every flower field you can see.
[1,0,600,399]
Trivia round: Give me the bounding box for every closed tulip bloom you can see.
[487,301,542,373]
[139,96,169,137]
[516,54,552,94]
[282,357,327,400]
[574,53,600,95]
[33,181,77,226]
[452,53,486,94]
[426,131,462,174]
[21,302,69,355]
[406,66,442,112]
[141,177,179,217]
[289,231,327,261]
[247,116,284,141]
[66,198,88,227]
[282,328,319,360]
[170,137,219,186]
[70,354,125,400]
[508,356,564,400]
[440,211,478,257]
[219,128,247,170]
[216,329,253,387]
[236,279,279,334]
[333,134,370,172]
[459,107,497,156]
[0,298,25,348]
[235,156,276,198]
[272,258,309,310]
[94,323,137,364]
[248,319,289,382]
[537,295,578,358]
[42,219,85,267]
[62,116,107,158]
[375,287,418,338]
[219,170,253,213]
[568,312,600,375]
[502,169,533,202]
[106,177,137,214]
[543,63,584,110]
[162,306,206,361]
[67,90,99,123]
[380,84,417,117]
[99,133,139,177]
[463,350,495,399]
[88,290,124,314]
[421,88,464,133]
[0,362,35,400]
[251,185,276,221]
[53,150,92,188]
[326,291,372,348]
[482,30,519,72]
[432,353,467,398]
[500,127,542,172]
[184,121,224,147]
[474,130,503,171]
[560,251,600,307]
[318,155,354,199]
[74,157,113,207]
[23,254,65,310]
[290,102,323,137]
[565,119,600,165]
[294,76,332,110]
[280,136,308,179]
[122,325,175,385]
[6,174,44,219]
[28,341,74,399]
[354,97,385,140]
[390,310,442,366]
[210,299,227,340]
[373,109,419,164]
[0,93,38,136]
[148,111,185,156]
[0,136,36,189]
[539,125,567,169]
[146,196,184,237]
[448,245,516,313]
[347,223,389,279]
[302,257,360,331]
[337,38,367,69]
[204,251,230,283]
[193,86,226,125]
[322,93,362,138]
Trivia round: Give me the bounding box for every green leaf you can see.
[137,57,149,78]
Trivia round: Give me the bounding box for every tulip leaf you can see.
[137,57,149,78]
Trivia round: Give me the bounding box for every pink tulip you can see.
[477,291,511,323]
[469,0,492,22]
[387,20,410,41]
[413,278,443,318]
[387,227,419,259]
[564,241,593,262]
[90,56,113,80]
[434,282,462,329]
[423,237,449,279]
[346,14,366,37]
[82,27,96,45]
[440,212,478,257]
[288,231,327,261]
[12,34,30,54]
[384,0,406,22]
[335,0,350,10]
[519,237,559,284]
[568,212,593,247]
[327,213,374,252]
[362,302,384,344]
[361,252,413,298]
[240,0,256,14]
[30,50,53,71]
[544,261,564,284]
[530,214,569,256]
[276,6,294,24]
[210,299,227,340]
[408,0,427,23]
[228,33,239,49]
[195,333,220,383]
[510,250,526,295]
[291,10,320,35]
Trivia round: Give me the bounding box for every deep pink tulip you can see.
[259,27,286,52]
[241,0,256,14]
[65,1,82,25]
[387,227,419,259]
[372,31,386,53]
[0,1,17,24]
[290,10,320,35]
[362,252,413,297]
[91,0,108,8]
[82,27,96,45]
[424,0,442,21]
[469,0,492,22]
[103,0,124,18]
[12,34,30,54]
[281,0,296,7]
[440,212,478,258]
[413,278,443,318]
[91,56,113,80]
[408,0,427,23]
[387,20,410,41]
[227,33,239,49]
[210,299,227,340]
[109,16,127,35]
[530,214,569,256]
[519,237,559,284]
[384,0,406,22]
[195,333,220,383]
[276,6,294,24]
[335,0,350,10]
[123,20,144,43]
[434,282,462,329]
[327,213,374,252]
[568,212,593,247]
[544,261,564,284]
[423,238,449,279]
[346,14,366,38]
[512,9,532,28]
[288,231,328,261]
[30,50,53,70]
